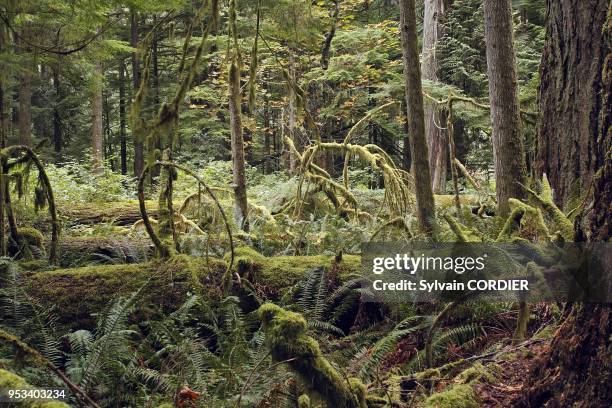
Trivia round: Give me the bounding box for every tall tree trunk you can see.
[516,2,610,407]
[52,65,62,157]
[263,90,272,174]
[119,59,127,175]
[0,23,6,149]
[17,35,32,147]
[422,0,448,193]
[399,0,436,234]
[151,16,161,180]
[320,0,339,70]
[91,63,104,173]
[536,0,608,210]
[131,9,144,177]
[483,0,527,216]
[287,55,299,173]
[229,0,249,232]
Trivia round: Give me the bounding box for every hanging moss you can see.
[258,303,367,408]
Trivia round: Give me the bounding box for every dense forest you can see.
[0,0,609,407]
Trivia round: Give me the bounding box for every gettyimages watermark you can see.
[360,242,612,303]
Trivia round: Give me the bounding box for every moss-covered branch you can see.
[258,304,367,407]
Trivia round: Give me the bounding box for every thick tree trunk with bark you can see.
[516,2,611,407]
[91,62,104,173]
[536,0,609,210]
[399,0,436,234]
[131,10,144,177]
[422,0,448,193]
[483,0,527,216]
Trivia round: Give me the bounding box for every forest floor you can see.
[476,340,551,407]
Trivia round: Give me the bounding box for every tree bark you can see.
[263,90,272,174]
[320,0,339,70]
[52,65,62,157]
[422,0,448,193]
[536,0,609,210]
[228,0,249,231]
[119,59,127,175]
[399,0,436,234]
[288,55,299,173]
[0,25,7,149]
[516,2,611,407]
[131,10,144,177]
[483,0,527,216]
[91,62,104,173]
[17,31,32,147]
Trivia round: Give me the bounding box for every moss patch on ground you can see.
[423,383,479,408]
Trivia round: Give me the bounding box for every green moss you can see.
[415,368,441,381]
[424,384,478,408]
[18,259,48,271]
[533,324,556,340]
[0,369,70,407]
[25,256,226,329]
[455,363,496,384]
[17,227,45,247]
[258,304,366,408]
[435,194,478,209]
[297,394,311,408]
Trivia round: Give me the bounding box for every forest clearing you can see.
[0,0,610,407]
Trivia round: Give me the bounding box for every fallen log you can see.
[53,235,152,267]
[57,200,159,226]
[24,249,361,330]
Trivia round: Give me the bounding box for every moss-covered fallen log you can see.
[24,249,361,329]
[233,247,360,295]
[53,235,152,267]
[25,255,226,330]
[57,200,160,226]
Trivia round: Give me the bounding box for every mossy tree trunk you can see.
[518,1,611,407]
[399,0,436,234]
[228,0,249,232]
[483,0,527,216]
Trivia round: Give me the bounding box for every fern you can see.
[358,315,431,380]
